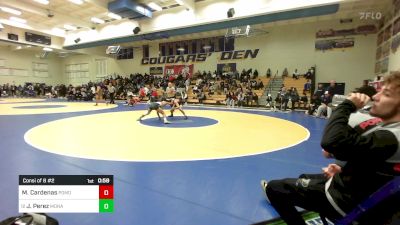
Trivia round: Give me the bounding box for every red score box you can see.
[99,185,114,199]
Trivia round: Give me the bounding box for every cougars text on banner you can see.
[164,65,194,78]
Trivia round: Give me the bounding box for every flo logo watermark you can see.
[359,12,382,20]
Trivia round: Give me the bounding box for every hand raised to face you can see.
[346,93,370,110]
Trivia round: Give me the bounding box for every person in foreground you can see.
[261,72,400,225]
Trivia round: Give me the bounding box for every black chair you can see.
[321,176,400,225]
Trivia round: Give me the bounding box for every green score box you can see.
[99,199,114,213]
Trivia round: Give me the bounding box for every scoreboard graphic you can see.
[19,175,113,213]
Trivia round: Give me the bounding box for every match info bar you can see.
[19,175,113,213]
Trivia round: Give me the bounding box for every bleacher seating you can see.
[283,77,309,94]
[282,77,312,110]
[186,77,269,106]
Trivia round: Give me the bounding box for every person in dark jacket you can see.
[260,72,400,225]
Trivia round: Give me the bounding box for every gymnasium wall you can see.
[0,46,63,85]
[0,19,376,93]
[390,49,400,71]
[64,19,376,93]
[232,20,376,93]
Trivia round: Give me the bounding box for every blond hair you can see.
[384,71,400,93]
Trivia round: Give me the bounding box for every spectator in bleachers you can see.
[316,91,333,118]
[197,90,206,104]
[251,79,258,90]
[74,87,82,101]
[303,79,311,92]
[292,69,300,80]
[298,92,309,109]
[304,69,312,80]
[225,91,233,107]
[237,91,245,108]
[253,69,259,79]
[246,89,254,106]
[307,84,324,115]
[355,80,377,98]
[192,85,199,95]
[185,78,191,92]
[327,80,341,96]
[223,82,229,94]
[282,68,289,78]
[67,86,75,101]
[168,74,175,83]
[265,93,273,109]
[289,87,300,110]
[90,85,96,100]
[252,92,259,107]
[257,79,264,90]
[208,83,215,96]
[266,68,271,78]
[10,84,16,97]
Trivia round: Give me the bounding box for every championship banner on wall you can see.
[315,38,354,51]
[315,25,376,38]
[164,64,194,78]
[391,35,400,53]
[217,63,236,73]
[150,67,163,75]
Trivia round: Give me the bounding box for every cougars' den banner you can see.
[164,64,194,78]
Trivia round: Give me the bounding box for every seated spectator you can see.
[251,80,258,90]
[307,84,324,115]
[246,90,254,106]
[292,69,300,79]
[208,84,215,96]
[237,91,245,107]
[303,79,311,92]
[260,72,400,225]
[252,92,259,107]
[298,92,309,109]
[266,68,271,78]
[304,68,313,80]
[45,91,52,98]
[282,68,289,78]
[67,88,75,101]
[197,90,206,103]
[265,93,273,109]
[225,91,233,107]
[192,85,199,94]
[258,79,264,90]
[355,80,377,98]
[316,91,333,118]
[253,69,259,79]
[327,80,341,96]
